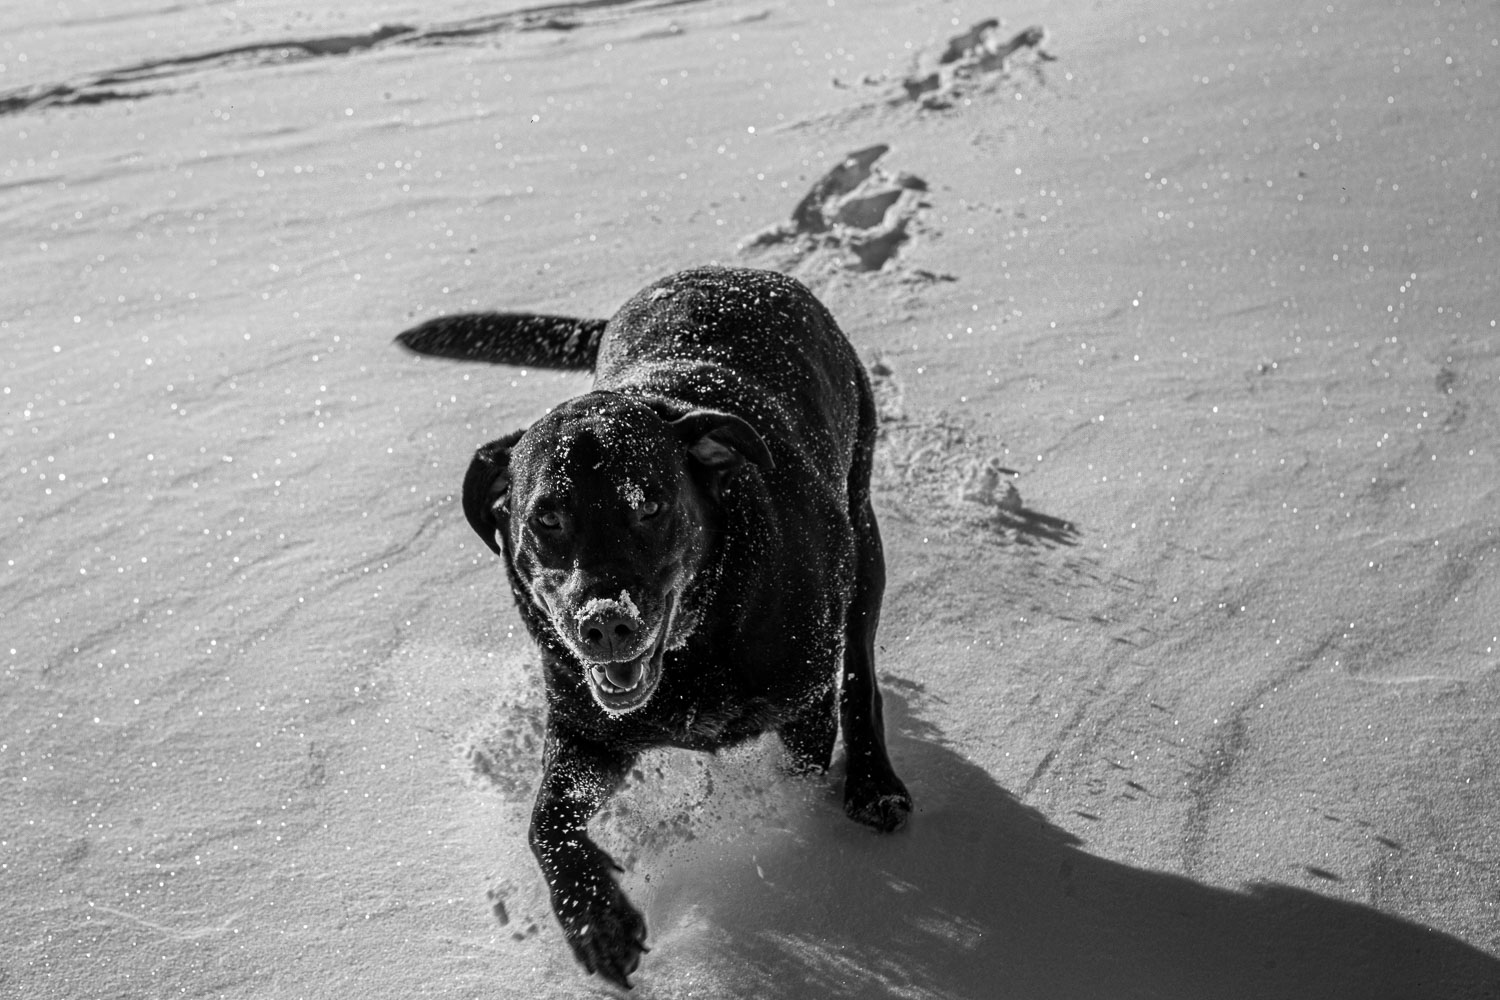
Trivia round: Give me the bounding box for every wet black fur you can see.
[397,266,911,988]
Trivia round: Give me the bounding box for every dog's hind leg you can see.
[528,726,649,989]
[839,500,914,831]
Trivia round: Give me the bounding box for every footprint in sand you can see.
[462,695,546,799]
[901,22,1052,110]
[741,145,932,274]
[804,18,1052,122]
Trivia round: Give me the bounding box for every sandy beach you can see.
[3,0,1497,996]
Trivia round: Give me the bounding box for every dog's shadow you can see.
[624,690,1499,1000]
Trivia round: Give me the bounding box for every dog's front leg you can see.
[528,726,647,989]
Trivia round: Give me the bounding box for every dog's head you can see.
[463,391,773,715]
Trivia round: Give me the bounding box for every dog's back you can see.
[398,265,876,492]
[596,267,872,482]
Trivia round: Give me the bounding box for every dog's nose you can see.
[578,611,639,661]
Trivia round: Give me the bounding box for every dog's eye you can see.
[535,511,562,530]
[638,501,661,519]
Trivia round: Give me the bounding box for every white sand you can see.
[3,1,1497,997]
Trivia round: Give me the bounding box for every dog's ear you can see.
[667,409,775,472]
[463,429,526,555]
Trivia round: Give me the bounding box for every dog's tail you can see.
[394,313,607,370]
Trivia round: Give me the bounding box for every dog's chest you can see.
[652,672,832,752]
[671,702,771,749]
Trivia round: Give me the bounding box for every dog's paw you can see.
[557,877,649,990]
[844,771,913,832]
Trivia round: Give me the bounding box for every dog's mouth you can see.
[585,644,662,714]
[583,594,673,715]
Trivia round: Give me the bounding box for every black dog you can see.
[396,266,911,988]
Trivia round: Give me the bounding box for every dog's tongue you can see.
[604,658,643,691]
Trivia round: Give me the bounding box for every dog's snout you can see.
[579,610,639,660]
